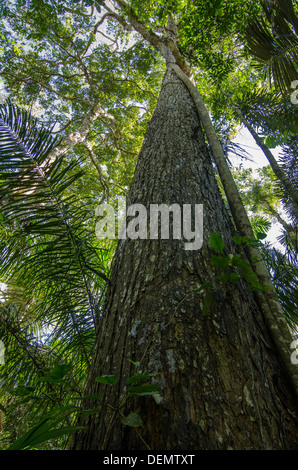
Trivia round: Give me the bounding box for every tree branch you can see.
[83,140,109,206]
[112,0,191,73]
[50,100,115,160]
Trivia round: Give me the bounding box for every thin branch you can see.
[102,3,133,30]
[114,77,158,99]
[27,76,91,105]
[50,100,115,160]
[83,140,109,206]
[51,118,81,134]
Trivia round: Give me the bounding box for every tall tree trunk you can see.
[71,68,298,450]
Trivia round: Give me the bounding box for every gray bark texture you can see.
[71,68,298,450]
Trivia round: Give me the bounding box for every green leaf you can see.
[210,254,229,269]
[247,283,273,292]
[8,385,36,397]
[256,232,267,240]
[193,282,212,293]
[38,376,60,384]
[202,291,215,316]
[81,394,102,401]
[121,412,144,428]
[209,232,225,253]
[232,233,263,247]
[8,425,85,450]
[95,375,118,385]
[229,272,241,283]
[71,394,101,402]
[232,258,272,291]
[51,363,72,380]
[7,405,83,450]
[38,364,72,384]
[127,383,160,396]
[80,408,101,417]
[216,273,229,283]
[127,372,157,385]
[232,258,258,281]
[232,234,256,245]
[128,360,141,367]
[94,0,103,13]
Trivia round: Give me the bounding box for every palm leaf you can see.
[246,0,298,93]
[262,246,298,328]
[0,100,109,369]
[236,87,298,145]
[0,100,112,448]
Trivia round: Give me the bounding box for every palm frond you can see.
[0,100,113,447]
[262,246,298,328]
[277,138,298,255]
[236,88,298,144]
[0,100,110,368]
[246,0,298,93]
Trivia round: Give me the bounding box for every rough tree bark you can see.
[71,67,298,450]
